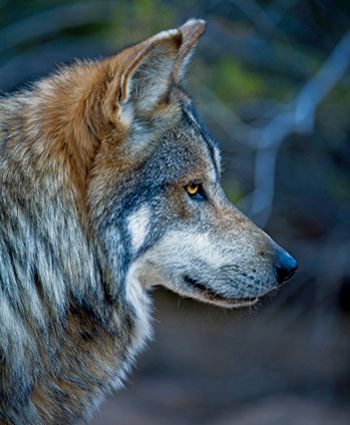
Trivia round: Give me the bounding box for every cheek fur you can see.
[127,204,152,253]
[166,186,191,220]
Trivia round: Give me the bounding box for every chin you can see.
[181,275,279,309]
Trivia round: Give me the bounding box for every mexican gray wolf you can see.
[0,18,297,425]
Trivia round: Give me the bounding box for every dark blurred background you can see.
[1,1,350,424]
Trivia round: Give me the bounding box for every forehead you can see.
[145,89,221,183]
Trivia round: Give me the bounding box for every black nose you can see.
[274,250,298,284]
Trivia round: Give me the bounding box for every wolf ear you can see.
[172,19,206,84]
[113,29,182,115]
[105,19,206,119]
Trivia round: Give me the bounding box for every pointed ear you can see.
[172,19,206,84]
[113,28,182,114]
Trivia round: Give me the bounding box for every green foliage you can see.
[106,0,175,47]
[210,57,264,103]
[222,180,245,204]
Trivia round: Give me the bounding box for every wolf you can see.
[0,19,297,425]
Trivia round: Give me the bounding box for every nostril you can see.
[275,250,298,284]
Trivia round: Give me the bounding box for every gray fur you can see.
[0,21,296,425]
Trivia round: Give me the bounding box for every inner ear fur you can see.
[103,19,206,122]
[107,30,182,118]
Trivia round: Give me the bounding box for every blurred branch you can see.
[227,0,300,38]
[264,0,301,29]
[202,30,350,226]
[0,37,110,92]
[0,1,113,54]
[294,31,350,132]
[247,30,350,226]
[205,23,320,81]
[227,0,281,35]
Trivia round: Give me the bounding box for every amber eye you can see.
[186,183,199,196]
[185,183,206,201]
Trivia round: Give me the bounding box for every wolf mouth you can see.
[183,275,262,307]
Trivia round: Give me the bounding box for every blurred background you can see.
[1,1,350,424]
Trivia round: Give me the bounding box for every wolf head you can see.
[66,19,297,308]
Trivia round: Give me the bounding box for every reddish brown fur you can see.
[0,19,295,425]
